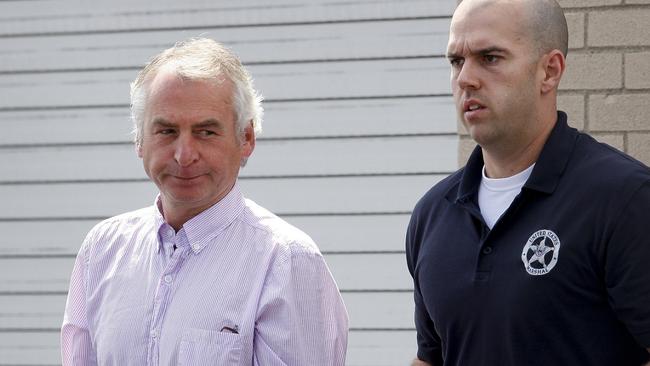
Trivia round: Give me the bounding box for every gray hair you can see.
[130,38,263,147]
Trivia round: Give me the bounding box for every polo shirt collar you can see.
[453,111,576,203]
[523,111,577,194]
[153,181,246,254]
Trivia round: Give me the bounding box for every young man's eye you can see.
[157,129,175,135]
[484,55,499,63]
[449,58,464,67]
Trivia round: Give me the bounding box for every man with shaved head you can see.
[406,0,650,365]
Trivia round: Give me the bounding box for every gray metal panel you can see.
[0,0,454,35]
[0,253,411,293]
[1,135,457,182]
[0,175,444,219]
[0,214,412,256]
[0,0,457,364]
[0,97,457,145]
[0,59,451,109]
[0,292,414,330]
[0,18,451,73]
[0,330,417,366]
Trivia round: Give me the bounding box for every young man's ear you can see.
[540,49,566,94]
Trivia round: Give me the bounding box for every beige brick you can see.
[561,53,622,90]
[558,94,585,130]
[458,136,477,168]
[589,94,650,131]
[559,0,620,7]
[625,52,650,89]
[590,132,625,151]
[628,132,650,166]
[566,12,585,49]
[589,9,650,47]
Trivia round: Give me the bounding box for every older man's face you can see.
[138,69,254,218]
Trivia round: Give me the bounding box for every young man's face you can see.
[447,0,544,152]
[138,69,254,219]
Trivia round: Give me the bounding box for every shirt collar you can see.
[153,181,246,255]
[453,111,577,203]
[523,111,577,194]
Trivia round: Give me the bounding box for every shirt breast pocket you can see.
[178,328,243,365]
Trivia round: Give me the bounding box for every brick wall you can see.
[458,0,650,166]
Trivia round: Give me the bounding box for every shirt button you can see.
[151,329,158,338]
[191,243,200,251]
[482,246,493,255]
[164,275,173,284]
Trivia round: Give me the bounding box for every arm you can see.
[605,181,650,359]
[61,241,98,366]
[406,214,444,366]
[412,358,433,366]
[253,245,348,366]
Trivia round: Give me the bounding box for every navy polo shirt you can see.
[406,112,650,366]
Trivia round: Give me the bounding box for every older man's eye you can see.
[198,130,217,137]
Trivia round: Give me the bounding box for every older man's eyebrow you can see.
[151,118,176,128]
[194,119,225,130]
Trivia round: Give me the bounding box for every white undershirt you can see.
[478,163,535,229]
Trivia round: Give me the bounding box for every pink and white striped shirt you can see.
[61,182,348,365]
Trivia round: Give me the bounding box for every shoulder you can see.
[406,169,464,260]
[239,199,321,259]
[412,168,464,220]
[571,132,650,194]
[82,206,156,254]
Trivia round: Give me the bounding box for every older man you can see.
[406,0,650,365]
[61,38,348,365]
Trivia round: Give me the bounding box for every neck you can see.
[160,198,219,231]
[483,142,541,178]
[483,112,556,179]
[161,205,199,231]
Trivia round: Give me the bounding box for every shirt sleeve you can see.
[406,213,444,366]
[605,180,650,348]
[61,237,98,366]
[253,243,348,366]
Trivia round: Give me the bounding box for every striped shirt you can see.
[61,182,349,365]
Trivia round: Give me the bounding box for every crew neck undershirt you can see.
[478,163,535,229]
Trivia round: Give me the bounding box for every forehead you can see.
[144,68,234,122]
[147,67,229,102]
[447,1,529,54]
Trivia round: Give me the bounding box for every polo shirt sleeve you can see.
[406,214,444,366]
[413,283,445,365]
[605,180,650,348]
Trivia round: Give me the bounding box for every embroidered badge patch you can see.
[521,229,561,276]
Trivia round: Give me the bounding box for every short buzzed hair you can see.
[523,0,568,57]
